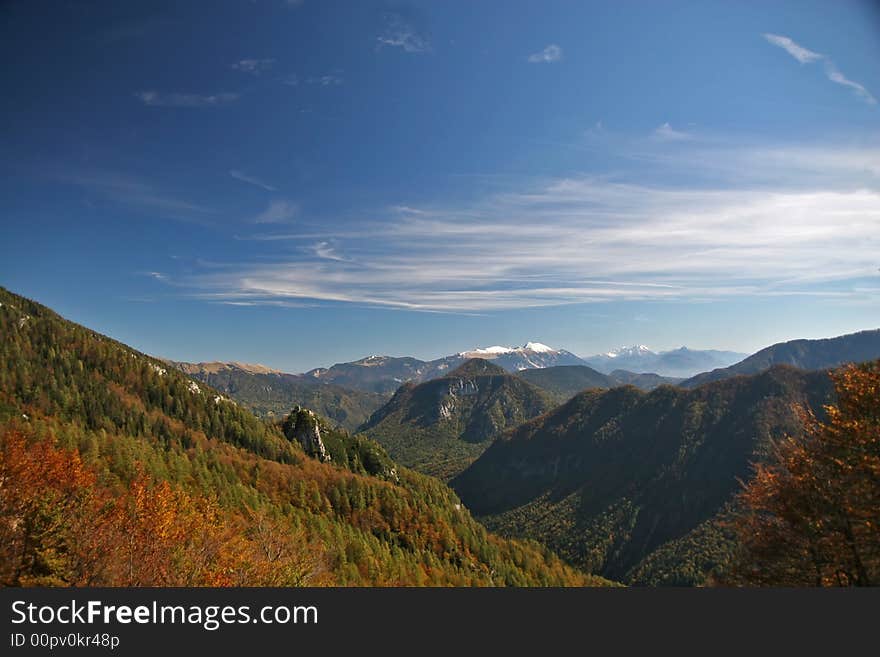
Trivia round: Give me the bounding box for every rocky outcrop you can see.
[283,407,331,462]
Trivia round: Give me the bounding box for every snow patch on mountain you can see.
[604,345,654,358]
[459,342,559,358]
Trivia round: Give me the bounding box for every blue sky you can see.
[2,0,879,372]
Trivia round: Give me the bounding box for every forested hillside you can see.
[515,365,615,403]
[0,287,609,587]
[171,361,387,432]
[360,359,554,480]
[452,367,836,584]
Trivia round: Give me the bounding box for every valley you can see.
[1,284,878,587]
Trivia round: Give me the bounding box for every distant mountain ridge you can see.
[305,342,737,393]
[584,346,747,378]
[306,342,586,393]
[168,360,387,431]
[171,361,282,376]
[681,329,880,388]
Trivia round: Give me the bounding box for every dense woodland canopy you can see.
[0,287,607,587]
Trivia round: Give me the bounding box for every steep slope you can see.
[452,365,835,584]
[360,359,555,480]
[585,346,746,377]
[0,286,609,587]
[170,360,387,431]
[516,365,616,403]
[681,329,880,388]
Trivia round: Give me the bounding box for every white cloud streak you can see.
[762,33,822,64]
[167,141,880,312]
[134,91,239,107]
[230,170,277,191]
[527,44,563,63]
[824,62,877,105]
[232,58,276,75]
[762,33,875,105]
[653,122,691,141]
[377,16,430,53]
[311,241,348,262]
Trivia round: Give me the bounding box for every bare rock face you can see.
[283,407,331,462]
[438,377,479,421]
[449,378,479,396]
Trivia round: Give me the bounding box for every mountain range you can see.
[304,342,742,394]
[583,346,747,378]
[305,342,585,394]
[169,360,385,431]
[680,329,880,388]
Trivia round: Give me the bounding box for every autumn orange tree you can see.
[0,429,99,586]
[0,427,328,587]
[729,361,880,586]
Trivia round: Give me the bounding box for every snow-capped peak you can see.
[459,342,557,357]
[523,342,555,353]
[459,345,514,356]
[605,345,654,358]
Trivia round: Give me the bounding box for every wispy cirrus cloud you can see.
[281,72,344,87]
[231,58,276,75]
[230,170,277,191]
[134,90,239,107]
[252,199,298,224]
[307,74,343,86]
[527,44,563,63]
[762,33,822,64]
[653,122,691,141]
[377,14,431,53]
[762,33,875,104]
[160,138,880,313]
[56,170,211,222]
[823,62,876,105]
[311,241,349,262]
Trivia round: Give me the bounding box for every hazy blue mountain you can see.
[681,329,880,388]
[585,345,747,377]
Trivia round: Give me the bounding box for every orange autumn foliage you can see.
[729,362,880,586]
[0,429,326,587]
